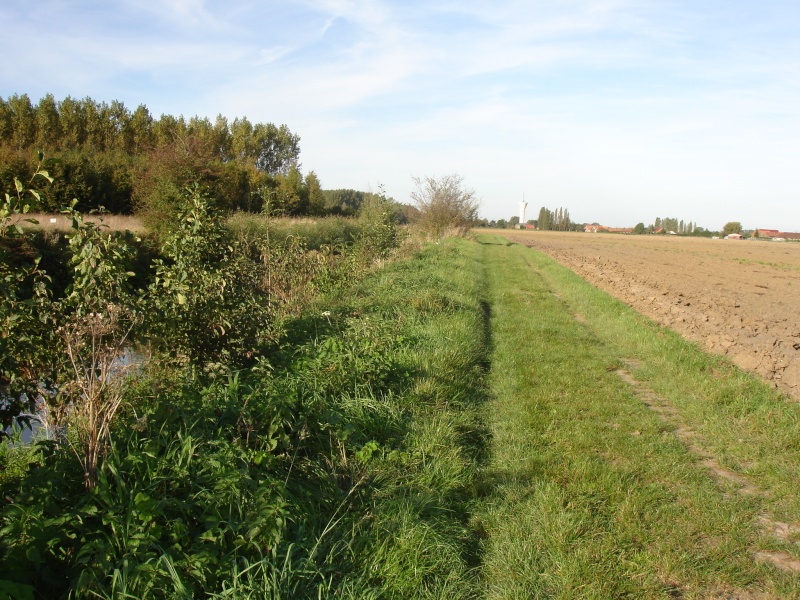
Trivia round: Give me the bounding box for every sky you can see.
[1,0,799,230]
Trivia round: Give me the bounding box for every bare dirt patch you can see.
[502,231,800,400]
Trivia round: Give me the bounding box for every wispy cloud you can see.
[1,0,798,228]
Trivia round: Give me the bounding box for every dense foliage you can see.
[0,163,491,596]
[0,94,325,224]
[536,206,574,231]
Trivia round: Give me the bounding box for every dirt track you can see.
[501,230,800,400]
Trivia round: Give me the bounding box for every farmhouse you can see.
[755,228,800,240]
[584,224,634,234]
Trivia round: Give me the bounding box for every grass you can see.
[227,212,365,251]
[474,234,800,598]
[4,231,800,598]
[1,234,490,598]
[19,212,146,233]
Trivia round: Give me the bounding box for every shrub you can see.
[410,174,479,238]
[147,185,274,369]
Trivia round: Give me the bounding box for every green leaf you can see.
[0,580,35,600]
[177,293,187,305]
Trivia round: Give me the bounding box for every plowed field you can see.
[500,230,800,400]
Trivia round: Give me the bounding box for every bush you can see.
[147,185,274,369]
[410,174,479,238]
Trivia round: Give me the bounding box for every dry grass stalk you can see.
[58,304,141,490]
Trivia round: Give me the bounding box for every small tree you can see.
[410,174,479,238]
[722,221,742,235]
[148,185,272,369]
[57,203,140,490]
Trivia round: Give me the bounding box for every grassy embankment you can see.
[3,230,800,598]
[475,233,800,598]
[0,229,489,598]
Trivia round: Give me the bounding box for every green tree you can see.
[125,104,155,152]
[252,123,300,175]
[723,221,742,235]
[35,94,62,150]
[322,189,367,215]
[633,222,645,234]
[147,185,271,368]
[538,207,550,231]
[58,95,88,148]
[273,166,306,215]
[305,171,325,216]
[0,97,11,143]
[7,94,36,150]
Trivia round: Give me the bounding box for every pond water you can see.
[2,348,146,445]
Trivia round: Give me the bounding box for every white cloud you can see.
[1,0,798,229]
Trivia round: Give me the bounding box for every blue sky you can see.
[2,0,799,230]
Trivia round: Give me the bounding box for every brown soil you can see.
[501,231,800,400]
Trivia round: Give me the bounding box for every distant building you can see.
[584,224,633,234]
[755,228,800,240]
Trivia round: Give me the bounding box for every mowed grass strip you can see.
[527,240,800,524]
[474,235,800,599]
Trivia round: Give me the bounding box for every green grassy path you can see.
[474,235,800,598]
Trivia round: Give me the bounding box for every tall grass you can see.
[21,212,146,233]
[228,212,364,251]
[0,236,488,598]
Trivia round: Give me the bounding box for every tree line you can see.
[0,94,391,228]
[536,206,574,231]
[652,217,697,234]
[478,205,580,231]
